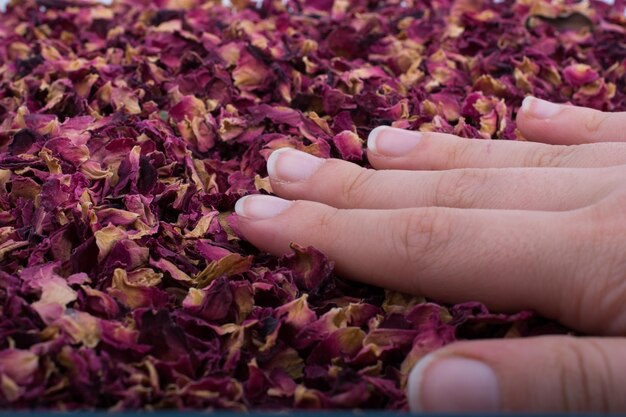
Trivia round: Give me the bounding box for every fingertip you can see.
[234,194,293,221]
[407,351,438,412]
[519,96,562,120]
[367,126,424,158]
[266,147,293,179]
[408,350,501,413]
[521,96,533,114]
[367,125,391,154]
[516,97,567,144]
[234,195,250,217]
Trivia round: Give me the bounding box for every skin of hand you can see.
[234,96,626,413]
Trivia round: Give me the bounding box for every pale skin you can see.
[234,96,626,413]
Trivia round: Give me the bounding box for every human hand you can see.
[234,96,626,413]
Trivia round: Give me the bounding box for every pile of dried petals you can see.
[0,0,624,410]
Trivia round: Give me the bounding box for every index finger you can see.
[235,195,585,331]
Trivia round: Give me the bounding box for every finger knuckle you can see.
[562,195,626,332]
[583,259,626,334]
[434,169,489,208]
[445,139,472,168]
[583,340,616,412]
[525,145,575,167]
[558,338,613,412]
[588,189,626,306]
[585,111,611,142]
[315,206,341,235]
[599,184,626,235]
[583,186,626,227]
[392,208,452,286]
[340,168,375,207]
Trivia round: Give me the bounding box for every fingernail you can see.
[234,195,293,220]
[267,148,325,182]
[367,126,422,157]
[407,354,500,412]
[521,96,561,119]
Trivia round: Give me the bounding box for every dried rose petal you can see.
[0,0,616,410]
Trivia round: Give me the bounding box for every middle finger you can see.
[267,148,621,211]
